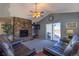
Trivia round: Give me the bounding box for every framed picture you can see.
[66,22,77,29]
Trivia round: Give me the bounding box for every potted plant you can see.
[1,23,13,41]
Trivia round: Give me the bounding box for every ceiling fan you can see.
[30,3,44,18]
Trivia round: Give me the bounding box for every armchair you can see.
[43,35,79,56]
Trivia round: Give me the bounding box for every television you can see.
[20,30,28,37]
[32,23,40,29]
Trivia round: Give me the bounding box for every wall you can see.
[0,21,6,34]
[38,12,79,39]
[0,3,10,34]
[0,17,12,34]
[0,3,32,20]
[0,3,10,17]
[9,3,33,19]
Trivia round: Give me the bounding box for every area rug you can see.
[35,52,46,56]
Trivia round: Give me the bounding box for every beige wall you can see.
[9,3,32,19]
[0,3,10,17]
[0,22,4,34]
[0,17,12,35]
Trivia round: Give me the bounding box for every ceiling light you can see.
[30,3,44,18]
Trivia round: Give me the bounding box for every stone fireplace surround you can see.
[0,17,32,42]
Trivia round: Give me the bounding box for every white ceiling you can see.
[9,3,79,22]
[26,3,79,13]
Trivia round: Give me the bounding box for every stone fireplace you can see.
[13,17,32,41]
[0,17,32,42]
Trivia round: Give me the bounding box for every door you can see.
[53,23,61,42]
[46,24,53,40]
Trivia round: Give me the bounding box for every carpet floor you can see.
[22,39,55,53]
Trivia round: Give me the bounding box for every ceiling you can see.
[1,3,79,22]
[9,3,79,22]
[23,3,79,13]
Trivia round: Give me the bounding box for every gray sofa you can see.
[43,35,79,56]
[0,41,36,56]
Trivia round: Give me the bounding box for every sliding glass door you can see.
[46,22,61,42]
[46,24,53,40]
[53,23,61,42]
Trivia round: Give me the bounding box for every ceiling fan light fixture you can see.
[31,3,44,18]
[32,11,41,18]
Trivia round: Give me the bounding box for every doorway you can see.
[46,23,53,40]
[46,23,61,42]
[53,23,61,42]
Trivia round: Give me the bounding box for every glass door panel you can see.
[53,23,61,42]
[46,24,53,40]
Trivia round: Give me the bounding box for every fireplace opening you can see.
[20,30,28,37]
